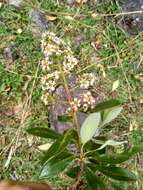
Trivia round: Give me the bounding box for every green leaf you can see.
[97,140,127,151]
[95,144,143,164]
[66,166,80,178]
[131,144,143,154]
[85,167,108,190]
[80,112,101,144]
[42,129,78,164]
[95,152,132,164]
[40,151,75,178]
[112,80,120,91]
[92,99,121,112]
[42,138,61,164]
[109,179,128,190]
[84,137,107,156]
[101,106,122,126]
[60,128,78,148]
[87,144,143,165]
[27,127,61,139]
[98,166,137,181]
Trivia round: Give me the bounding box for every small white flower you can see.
[17,28,23,34]
[41,93,50,105]
[77,73,96,89]
[41,60,51,71]
[82,91,95,111]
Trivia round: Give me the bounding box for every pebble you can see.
[3,47,19,62]
[67,0,75,6]
[29,9,49,36]
[7,0,23,8]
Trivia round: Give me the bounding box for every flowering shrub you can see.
[27,32,143,190]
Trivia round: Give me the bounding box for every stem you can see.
[58,64,81,148]
[58,65,85,189]
[69,159,84,190]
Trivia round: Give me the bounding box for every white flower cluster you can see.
[70,98,81,111]
[40,32,97,111]
[69,91,96,112]
[41,31,78,72]
[40,32,78,105]
[77,73,96,89]
[63,55,78,73]
[82,91,96,111]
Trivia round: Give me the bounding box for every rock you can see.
[49,100,88,133]
[3,46,19,62]
[121,0,143,35]
[0,17,5,26]
[67,0,75,6]
[29,9,49,36]
[49,75,104,134]
[0,107,15,128]
[7,0,23,8]
[73,34,85,49]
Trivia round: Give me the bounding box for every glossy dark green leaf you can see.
[98,166,137,181]
[86,144,143,165]
[42,138,62,164]
[94,145,142,164]
[42,129,78,164]
[84,137,107,154]
[92,99,121,112]
[60,128,78,148]
[66,166,80,178]
[85,167,108,190]
[95,152,132,164]
[40,151,75,178]
[85,149,100,158]
[27,127,61,139]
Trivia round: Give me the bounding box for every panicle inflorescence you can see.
[40,31,97,111]
[40,31,78,96]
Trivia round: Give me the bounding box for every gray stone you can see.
[73,34,85,49]
[3,47,19,62]
[29,9,49,36]
[0,17,5,26]
[67,0,75,6]
[49,75,104,134]
[7,0,23,8]
[121,0,143,34]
